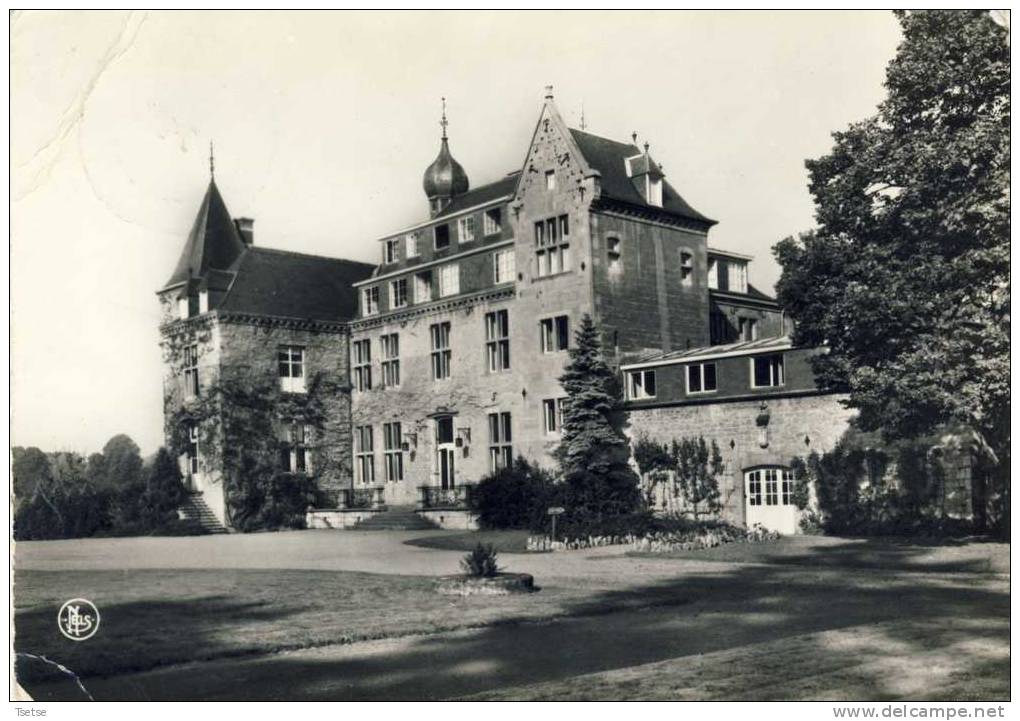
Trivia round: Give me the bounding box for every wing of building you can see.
[157,90,903,534]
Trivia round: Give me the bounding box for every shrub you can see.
[469,457,559,531]
[461,543,500,577]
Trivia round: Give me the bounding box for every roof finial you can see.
[545,85,554,100]
[644,141,650,155]
[440,97,448,140]
[580,101,586,131]
[632,131,638,144]
[209,141,215,179]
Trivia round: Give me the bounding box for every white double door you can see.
[744,467,798,534]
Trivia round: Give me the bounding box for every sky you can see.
[10,10,904,455]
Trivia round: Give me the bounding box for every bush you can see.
[469,457,559,531]
[461,544,500,577]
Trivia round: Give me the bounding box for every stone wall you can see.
[628,392,856,524]
[160,311,354,527]
[591,212,711,356]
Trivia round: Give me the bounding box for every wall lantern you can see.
[402,432,418,452]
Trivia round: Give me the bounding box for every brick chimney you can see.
[234,217,254,246]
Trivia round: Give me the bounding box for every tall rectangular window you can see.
[752,354,785,388]
[415,270,433,303]
[680,250,694,286]
[534,214,571,278]
[380,333,400,388]
[739,317,758,342]
[457,216,476,242]
[430,322,451,380]
[729,261,748,294]
[607,236,622,273]
[545,170,556,190]
[708,258,719,289]
[485,310,510,372]
[540,315,569,352]
[187,423,199,475]
[493,248,515,284]
[183,344,199,398]
[488,412,512,472]
[628,369,656,399]
[278,346,306,393]
[438,263,459,297]
[363,286,380,316]
[383,422,403,482]
[484,208,502,236]
[542,398,566,435]
[434,224,450,250]
[353,339,372,391]
[280,424,312,474]
[687,362,718,394]
[390,278,408,309]
[383,238,400,264]
[406,232,420,258]
[354,425,375,484]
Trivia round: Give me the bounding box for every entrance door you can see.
[435,416,456,490]
[745,467,798,534]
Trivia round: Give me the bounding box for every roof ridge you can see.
[246,245,375,266]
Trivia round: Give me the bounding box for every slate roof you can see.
[165,180,247,289]
[569,129,716,226]
[623,334,795,368]
[434,172,520,220]
[217,247,375,323]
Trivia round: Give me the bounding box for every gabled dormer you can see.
[625,144,665,207]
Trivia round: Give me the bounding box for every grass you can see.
[403,529,533,554]
[627,535,1011,574]
[13,565,669,685]
[465,616,1011,701]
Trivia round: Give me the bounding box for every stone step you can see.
[354,510,439,531]
[176,493,229,535]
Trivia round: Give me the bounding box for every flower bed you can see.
[527,522,781,553]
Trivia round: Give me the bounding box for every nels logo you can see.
[57,598,100,642]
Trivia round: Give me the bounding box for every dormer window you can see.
[434,224,451,250]
[383,238,400,264]
[178,296,189,319]
[363,287,380,316]
[406,232,420,258]
[647,176,663,207]
[457,216,475,243]
[198,289,209,313]
[484,208,502,236]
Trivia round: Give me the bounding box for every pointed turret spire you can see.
[163,178,246,289]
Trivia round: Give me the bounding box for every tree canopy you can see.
[773,11,1009,471]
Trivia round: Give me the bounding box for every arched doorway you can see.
[744,466,797,534]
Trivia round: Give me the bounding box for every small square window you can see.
[628,370,656,399]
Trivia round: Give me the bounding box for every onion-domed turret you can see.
[423,98,469,216]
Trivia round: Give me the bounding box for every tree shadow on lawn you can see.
[629,535,1009,575]
[37,560,1009,701]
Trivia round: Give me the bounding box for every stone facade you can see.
[627,392,856,524]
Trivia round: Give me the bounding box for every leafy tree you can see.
[633,434,724,519]
[672,437,724,520]
[84,453,108,488]
[12,447,52,502]
[557,314,642,522]
[773,11,1009,526]
[140,448,188,530]
[100,434,144,490]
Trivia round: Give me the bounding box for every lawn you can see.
[403,529,533,553]
[13,564,685,690]
[628,534,1010,574]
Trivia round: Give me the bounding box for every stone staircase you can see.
[177,492,229,535]
[353,505,440,531]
